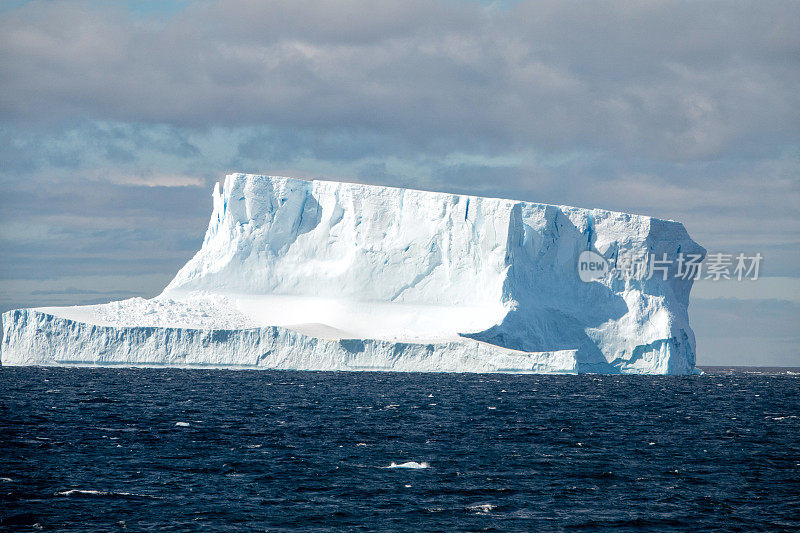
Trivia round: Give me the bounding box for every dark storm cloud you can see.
[1,0,797,159]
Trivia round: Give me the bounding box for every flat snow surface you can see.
[37,292,498,342]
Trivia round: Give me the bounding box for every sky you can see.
[0,0,798,366]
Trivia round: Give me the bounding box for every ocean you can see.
[1,366,798,531]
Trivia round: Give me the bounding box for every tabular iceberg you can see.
[1,173,705,374]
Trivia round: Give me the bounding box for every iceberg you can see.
[1,173,705,374]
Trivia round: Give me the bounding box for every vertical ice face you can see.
[165,174,514,309]
[469,201,705,373]
[2,173,705,374]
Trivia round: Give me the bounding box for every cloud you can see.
[102,170,205,187]
[1,0,797,159]
[0,175,210,284]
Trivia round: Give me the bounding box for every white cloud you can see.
[104,171,205,187]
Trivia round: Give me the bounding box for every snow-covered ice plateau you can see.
[1,173,705,374]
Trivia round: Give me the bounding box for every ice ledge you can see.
[1,309,694,374]
[1,310,580,374]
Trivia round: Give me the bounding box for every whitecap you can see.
[175,422,190,427]
[385,461,429,469]
[55,489,160,499]
[467,503,495,513]
[56,489,107,496]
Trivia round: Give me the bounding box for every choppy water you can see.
[1,367,798,531]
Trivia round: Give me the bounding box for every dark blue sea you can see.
[1,367,798,532]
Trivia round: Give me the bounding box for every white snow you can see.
[1,173,705,374]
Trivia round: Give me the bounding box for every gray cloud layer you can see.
[2,0,798,158]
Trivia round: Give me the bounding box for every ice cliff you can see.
[1,173,705,373]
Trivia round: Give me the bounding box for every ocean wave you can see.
[55,489,161,499]
[467,503,495,513]
[384,461,429,469]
